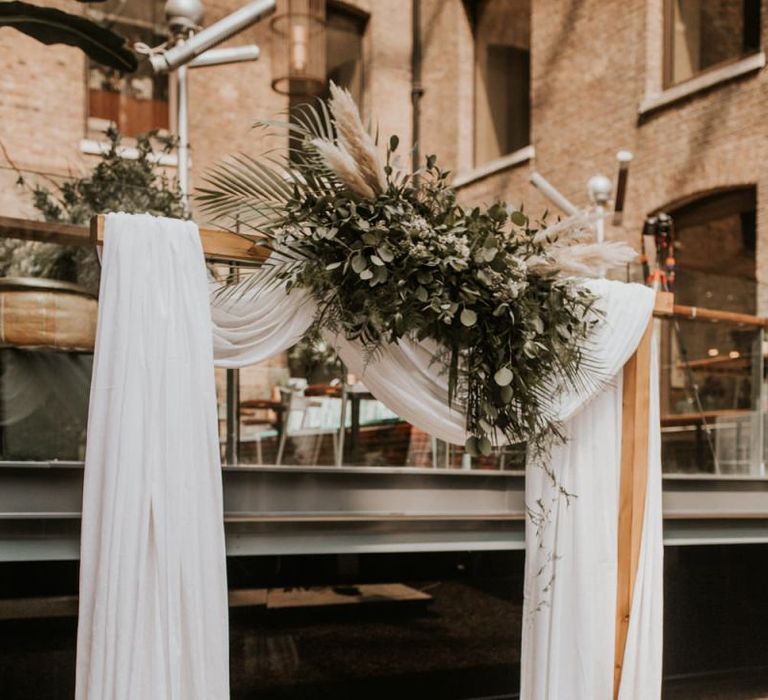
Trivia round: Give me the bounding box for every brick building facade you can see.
[0,0,764,312]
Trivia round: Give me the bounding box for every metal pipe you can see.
[225,258,241,465]
[612,150,633,226]
[188,44,260,68]
[225,365,240,465]
[177,61,190,201]
[150,0,276,73]
[529,171,578,215]
[411,0,423,174]
[595,204,605,243]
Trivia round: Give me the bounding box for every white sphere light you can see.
[165,0,205,31]
[587,173,613,206]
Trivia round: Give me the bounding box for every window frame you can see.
[468,0,532,170]
[662,0,763,89]
[83,2,173,140]
[324,1,369,109]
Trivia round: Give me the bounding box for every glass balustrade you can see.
[0,230,765,476]
[658,313,765,476]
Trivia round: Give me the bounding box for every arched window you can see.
[469,0,531,166]
[659,186,760,475]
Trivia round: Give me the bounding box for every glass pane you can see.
[473,0,531,165]
[87,6,170,137]
[219,339,524,471]
[89,0,165,29]
[667,0,761,85]
[660,315,764,475]
[0,348,91,461]
[325,7,365,106]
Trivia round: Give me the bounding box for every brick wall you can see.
[1,0,766,310]
[449,0,768,308]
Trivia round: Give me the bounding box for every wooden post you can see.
[613,291,670,697]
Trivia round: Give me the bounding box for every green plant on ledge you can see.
[3,127,185,295]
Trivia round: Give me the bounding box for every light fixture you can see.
[146,0,276,200]
[587,174,613,244]
[587,174,613,207]
[270,0,326,96]
[150,0,275,73]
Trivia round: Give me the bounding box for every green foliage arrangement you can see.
[199,85,635,453]
[4,127,185,294]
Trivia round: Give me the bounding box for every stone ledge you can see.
[639,52,766,116]
[452,145,535,189]
[79,139,179,167]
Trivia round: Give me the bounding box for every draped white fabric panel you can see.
[77,214,229,699]
[519,328,662,700]
[211,276,653,441]
[211,277,315,369]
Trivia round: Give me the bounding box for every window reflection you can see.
[664,0,762,87]
[86,1,170,137]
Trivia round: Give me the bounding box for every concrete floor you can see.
[0,579,520,700]
[663,671,768,700]
[2,545,768,699]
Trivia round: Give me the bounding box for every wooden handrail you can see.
[0,215,270,264]
[0,216,90,246]
[89,214,269,264]
[672,304,768,328]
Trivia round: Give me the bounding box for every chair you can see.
[275,387,343,466]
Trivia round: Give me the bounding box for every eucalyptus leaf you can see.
[351,255,367,273]
[510,210,527,226]
[460,308,477,327]
[378,244,394,262]
[465,436,480,457]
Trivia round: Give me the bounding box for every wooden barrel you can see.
[0,277,97,351]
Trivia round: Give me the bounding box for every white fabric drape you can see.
[211,277,315,369]
[209,261,663,700]
[77,214,229,699]
[520,322,663,700]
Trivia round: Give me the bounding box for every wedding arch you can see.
[76,86,667,700]
[74,213,669,700]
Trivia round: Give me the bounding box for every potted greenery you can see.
[1,128,185,350]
